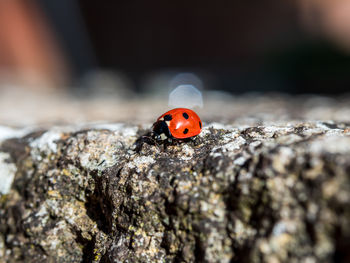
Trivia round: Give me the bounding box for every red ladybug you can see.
[152,108,202,142]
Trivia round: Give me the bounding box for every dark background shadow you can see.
[36,1,350,94]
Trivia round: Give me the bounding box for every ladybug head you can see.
[152,120,172,141]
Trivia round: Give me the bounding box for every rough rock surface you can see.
[1,121,350,262]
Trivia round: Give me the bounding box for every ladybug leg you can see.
[162,138,172,151]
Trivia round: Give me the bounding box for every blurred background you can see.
[1,0,350,126]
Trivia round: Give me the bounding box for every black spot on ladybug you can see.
[164,114,172,121]
[182,112,189,119]
[199,121,202,129]
[183,128,189,134]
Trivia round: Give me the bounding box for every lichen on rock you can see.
[0,121,350,262]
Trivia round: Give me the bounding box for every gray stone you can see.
[0,121,350,262]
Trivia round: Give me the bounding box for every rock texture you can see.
[1,121,350,263]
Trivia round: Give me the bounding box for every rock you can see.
[0,121,350,262]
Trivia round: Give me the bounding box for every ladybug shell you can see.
[155,108,202,139]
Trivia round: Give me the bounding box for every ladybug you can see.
[135,108,202,152]
[151,108,202,142]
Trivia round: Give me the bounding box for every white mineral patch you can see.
[272,221,287,236]
[198,127,211,137]
[90,123,124,131]
[234,156,247,166]
[180,144,194,161]
[211,136,246,158]
[301,123,344,137]
[263,126,294,137]
[234,219,246,236]
[29,130,62,153]
[221,131,240,143]
[0,152,17,195]
[35,204,48,217]
[79,152,92,170]
[223,136,246,151]
[310,136,350,154]
[47,220,67,250]
[89,123,138,140]
[0,125,33,141]
[208,122,233,130]
[119,126,138,138]
[80,150,119,172]
[128,156,155,173]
